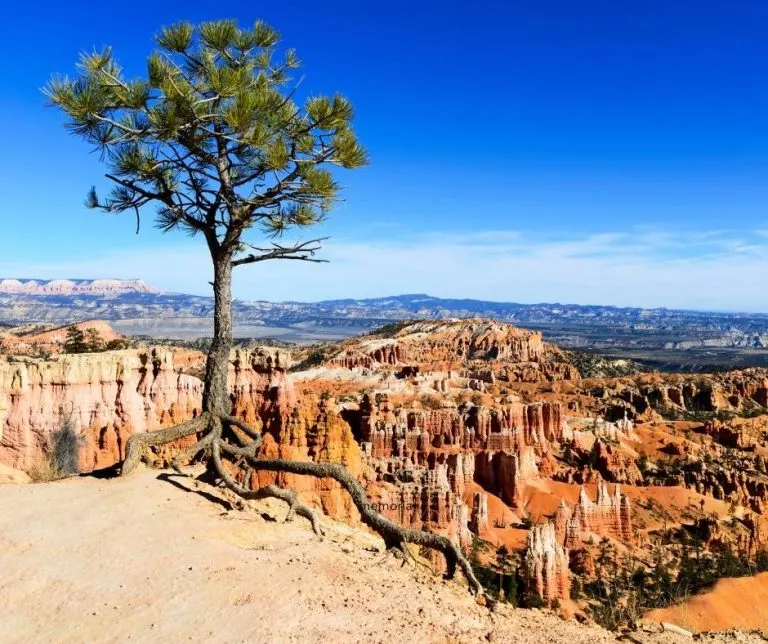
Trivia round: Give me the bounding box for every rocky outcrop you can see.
[0,349,203,472]
[703,419,759,450]
[360,450,476,540]
[525,522,570,602]
[682,461,768,514]
[556,484,633,548]
[0,462,30,484]
[470,491,489,535]
[353,389,566,532]
[593,369,768,420]
[328,319,579,382]
[589,439,644,485]
[694,515,766,558]
[365,471,454,533]
[350,384,570,537]
[332,320,546,365]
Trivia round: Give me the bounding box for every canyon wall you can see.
[0,347,298,473]
[358,393,567,459]
[0,350,203,472]
[474,447,539,507]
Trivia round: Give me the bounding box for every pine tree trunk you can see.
[203,247,233,417]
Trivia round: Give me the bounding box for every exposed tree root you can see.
[210,437,323,537]
[171,430,215,475]
[122,412,485,597]
[122,414,210,476]
[241,455,484,594]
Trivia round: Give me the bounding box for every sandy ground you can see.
[0,470,764,644]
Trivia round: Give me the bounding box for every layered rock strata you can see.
[474,447,539,507]
[0,347,303,474]
[0,349,203,472]
[358,393,567,459]
[0,278,159,295]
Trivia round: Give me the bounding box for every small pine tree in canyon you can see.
[45,19,482,593]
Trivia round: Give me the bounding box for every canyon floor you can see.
[0,469,762,644]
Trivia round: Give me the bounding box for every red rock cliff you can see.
[0,349,203,472]
[359,393,566,459]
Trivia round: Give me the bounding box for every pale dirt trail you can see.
[0,470,759,644]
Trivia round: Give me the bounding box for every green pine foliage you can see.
[63,326,88,353]
[63,326,113,353]
[84,328,105,352]
[44,19,366,258]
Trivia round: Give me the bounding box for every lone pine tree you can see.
[63,326,88,354]
[46,19,482,594]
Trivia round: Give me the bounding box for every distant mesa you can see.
[0,279,161,296]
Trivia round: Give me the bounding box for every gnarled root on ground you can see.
[121,413,485,596]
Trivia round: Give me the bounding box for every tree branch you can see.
[232,238,328,267]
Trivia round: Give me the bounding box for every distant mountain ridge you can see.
[1,284,768,363]
[0,279,160,296]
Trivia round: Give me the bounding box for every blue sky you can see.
[1,1,767,309]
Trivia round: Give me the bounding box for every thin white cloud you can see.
[2,229,767,312]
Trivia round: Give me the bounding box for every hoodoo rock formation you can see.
[555,484,633,548]
[470,491,489,535]
[682,461,768,514]
[358,393,567,458]
[525,522,571,603]
[474,447,540,507]
[589,439,644,485]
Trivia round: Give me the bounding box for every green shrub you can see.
[520,593,547,609]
